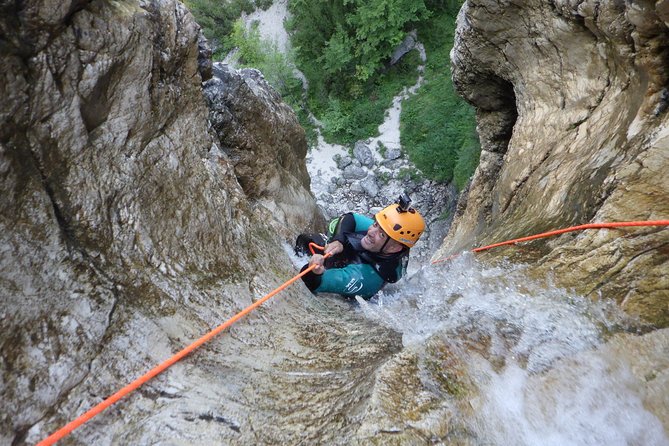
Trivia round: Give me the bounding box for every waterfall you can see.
[355,253,669,445]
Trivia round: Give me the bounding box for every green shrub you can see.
[310,49,423,145]
[398,167,423,182]
[183,0,260,57]
[400,8,479,189]
[288,0,430,142]
[377,171,391,185]
[227,20,303,107]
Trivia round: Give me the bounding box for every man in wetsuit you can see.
[295,195,425,299]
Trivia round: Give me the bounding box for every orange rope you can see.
[308,242,325,254]
[432,220,669,265]
[37,221,668,443]
[37,252,330,446]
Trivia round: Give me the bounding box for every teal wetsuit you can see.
[297,212,408,299]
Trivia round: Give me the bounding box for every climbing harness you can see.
[431,220,669,264]
[36,220,668,444]
[36,248,331,446]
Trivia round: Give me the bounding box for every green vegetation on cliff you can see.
[282,0,433,145]
[401,11,480,189]
[285,0,478,189]
[186,0,478,190]
[286,0,429,100]
[182,0,273,58]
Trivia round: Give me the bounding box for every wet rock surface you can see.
[438,0,669,326]
[2,0,668,444]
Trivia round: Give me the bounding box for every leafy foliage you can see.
[287,0,430,97]
[305,48,421,145]
[183,0,265,58]
[400,8,479,189]
[185,0,479,189]
[286,0,478,188]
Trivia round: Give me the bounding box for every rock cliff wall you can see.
[203,63,324,239]
[0,0,322,442]
[438,0,669,326]
[3,0,668,444]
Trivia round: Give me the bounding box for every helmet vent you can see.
[393,224,402,231]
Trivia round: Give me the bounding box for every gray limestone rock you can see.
[360,177,379,198]
[390,31,417,66]
[353,141,375,167]
[384,147,402,160]
[334,153,352,169]
[197,31,213,81]
[203,62,323,238]
[342,165,367,180]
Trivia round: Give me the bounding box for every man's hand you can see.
[309,254,326,275]
[324,240,343,256]
[309,241,342,275]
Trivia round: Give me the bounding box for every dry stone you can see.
[203,62,324,238]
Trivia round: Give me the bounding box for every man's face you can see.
[361,221,390,253]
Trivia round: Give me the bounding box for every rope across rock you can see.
[37,220,669,445]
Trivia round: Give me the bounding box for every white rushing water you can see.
[249,5,668,444]
[356,253,669,445]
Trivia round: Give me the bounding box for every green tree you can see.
[347,0,430,82]
[321,26,355,76]
[288,0,430,96]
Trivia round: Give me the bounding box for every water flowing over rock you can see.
[438,0,669,326]
[2,0,669,444]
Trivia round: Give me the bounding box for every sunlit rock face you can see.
[439,0,669,325]
[203,63,325,239]
[0,0,325,443]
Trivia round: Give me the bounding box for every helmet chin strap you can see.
[379,236,391,254]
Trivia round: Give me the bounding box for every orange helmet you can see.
[375,199,425,248]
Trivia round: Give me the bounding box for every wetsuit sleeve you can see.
[330,213,355,244]
[330,212,374,244]
[313,263,385,299]
[300,264,322,292]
